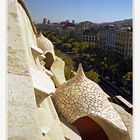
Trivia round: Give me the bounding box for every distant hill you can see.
[102,19,132,27]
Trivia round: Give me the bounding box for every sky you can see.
[24,0,132,24]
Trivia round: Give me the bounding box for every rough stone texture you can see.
[38,97,66,140]
[8,126,41,140]
[8,48,30,76]
[9,3,54,139]
[52,64,131,140]
[51,56,66,87]
[8,1,45,139]
[8,0,25,51]
[17,2,40,69]
[8,1,82,140]
[8,73,42,140]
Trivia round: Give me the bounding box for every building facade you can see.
[98,26,107,51]
[98,25,132,59]
[79,21,96,30]
[105,25,116,52]
[43,18,49,26]
[82,28,98,43]
[115,28,132,58]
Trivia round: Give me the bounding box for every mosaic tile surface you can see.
[52,64,128,133]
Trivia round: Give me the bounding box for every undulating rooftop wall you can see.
[8,0,42,139]
[8,1,82,140]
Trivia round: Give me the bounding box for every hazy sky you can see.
[24,0,132,23]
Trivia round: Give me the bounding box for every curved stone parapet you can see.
[8,0,82,140]
[37,32,56,69]
[52,63,130,140]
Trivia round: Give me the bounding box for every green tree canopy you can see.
[86,70,100,83]
[122,72,133,91]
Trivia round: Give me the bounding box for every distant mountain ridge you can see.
[103,19,132,24]
[78,19,132,28]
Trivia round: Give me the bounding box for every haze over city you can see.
[25,0,132,23]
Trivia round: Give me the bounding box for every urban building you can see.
[98,26,107,50]
[66,20,70,23]
[126,28,132,58]
[105,25,116,52]
[39,20,132,59]
[72,20,75,24]
[43,18,49,26]
[82,28,97,43]
[79,21,96,30]
[97,25,132,59]
[46,23,63,32]
[115,27,132,58]
[63,22,76,30]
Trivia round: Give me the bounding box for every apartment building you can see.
[115,27,132,58]
[105,25,116,52]
[98,27,106,51]
[82,28,98,43]
[79,21,96,30]
[98,25,132,59]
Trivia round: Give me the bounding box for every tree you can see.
[71,41,80,48]
[48,35,60,44]
[117,58,132,76]
[108,64,118,81]
[100,57,108,77]
[67,38,76,44]
[62,43,72,51]
[86,70,100,83]
[122,72,132,92]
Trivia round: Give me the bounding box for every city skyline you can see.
[25,0,132,24]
